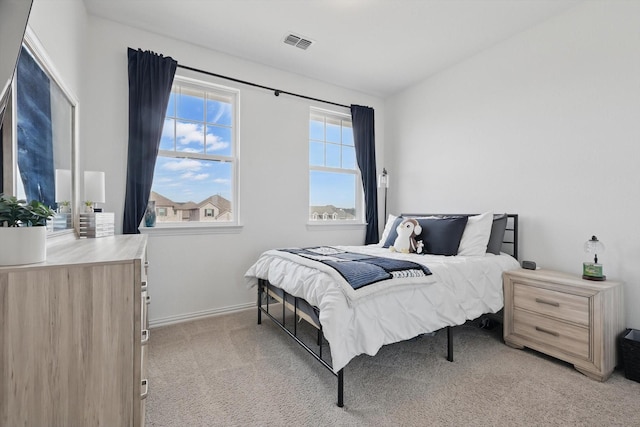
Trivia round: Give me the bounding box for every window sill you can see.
[139,223,243,236]
[306,222,367,231]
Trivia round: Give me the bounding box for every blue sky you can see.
[308,117,357,209]
[153,90,233,203]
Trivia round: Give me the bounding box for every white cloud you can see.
[180,171,209,181]
[176,122,205,146]
[206,135,230,152]
[208,103,230,124]
[213,178,230,184]
[162,119,173,135]
[167,120,230,153]
[162,158,203,172]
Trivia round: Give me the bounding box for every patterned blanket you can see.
[279,246,431,290]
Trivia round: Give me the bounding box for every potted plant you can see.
[59,200,71,213]
[0,194,56,266]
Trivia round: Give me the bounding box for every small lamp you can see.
[583,235,606,281]
[377,168,389,222]
[84,171,105,212]
[54,169,72,213]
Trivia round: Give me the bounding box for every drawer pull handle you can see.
[535,298,559,307]
[535,326,560,337]
[141,329,150,345]
[141,379,149,399]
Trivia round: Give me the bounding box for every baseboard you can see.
[149,302,255,328]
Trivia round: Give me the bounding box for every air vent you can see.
[283,33,314,50]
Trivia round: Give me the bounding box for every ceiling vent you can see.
[284,33,314,50]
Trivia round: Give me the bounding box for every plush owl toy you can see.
[390,218,424,254]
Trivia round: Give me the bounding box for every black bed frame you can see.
[257,214,518,407]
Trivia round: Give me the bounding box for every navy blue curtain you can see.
[123,48,177,234]
[16,46,55,208]
[350,104,378,244]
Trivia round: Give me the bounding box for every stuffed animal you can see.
[390,218,424,254]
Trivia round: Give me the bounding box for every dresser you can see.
[503,268,624,381]
[0,234,149,426]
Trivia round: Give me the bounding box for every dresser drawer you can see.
[513,282,589,326]
[513,309,590,359]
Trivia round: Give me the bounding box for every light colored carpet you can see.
[146,308,640,426]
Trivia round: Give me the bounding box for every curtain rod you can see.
[177,64,350,109]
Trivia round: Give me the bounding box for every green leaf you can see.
[0,193,56,227]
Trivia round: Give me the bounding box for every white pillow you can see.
[457,212,493,256]
[378,214,397,246]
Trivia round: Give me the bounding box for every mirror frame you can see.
[1,27,78,236]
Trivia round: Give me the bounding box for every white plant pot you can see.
[0,227,47,266]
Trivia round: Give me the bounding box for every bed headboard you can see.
[399,213,519,260]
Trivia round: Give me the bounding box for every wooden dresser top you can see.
[0,234,147,271]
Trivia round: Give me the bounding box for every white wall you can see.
[81,17,385,325]
[385,1,640,328]
[28,0,86,102]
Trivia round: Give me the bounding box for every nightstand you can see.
[503,269,625,381]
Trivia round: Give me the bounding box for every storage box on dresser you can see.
[79,212,116,238]
[0,235,149,426]
[503,269,624,381]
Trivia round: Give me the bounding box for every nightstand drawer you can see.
[514,282,589,326]
[513,309,590,359]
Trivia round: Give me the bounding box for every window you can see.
[308,109,361,222]
[157,208,167,217]
[150,76,238,225]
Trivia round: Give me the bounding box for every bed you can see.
[244,213,520,407]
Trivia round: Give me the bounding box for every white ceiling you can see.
[83,0,581,98]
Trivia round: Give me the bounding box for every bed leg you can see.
[257,281,263,325]
[294,298,298,337]
[447,326,453,362]
[337,369,344,407]
[282,291,286,328]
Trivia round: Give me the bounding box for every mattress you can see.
[245,245,520,372]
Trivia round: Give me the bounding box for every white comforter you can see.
[245,245,520,372]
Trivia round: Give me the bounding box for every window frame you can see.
[307,107,364,226]
[143,74,241,234]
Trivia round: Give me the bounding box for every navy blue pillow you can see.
[382,216,405,248]
[487,214,508,255]
[415,216,469,256]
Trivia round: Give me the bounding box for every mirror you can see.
[1,28,77,234]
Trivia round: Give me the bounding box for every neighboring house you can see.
[191,195,232,222]
[309,205,356,221]
[149,191,232,222]
[149,191,183,222]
